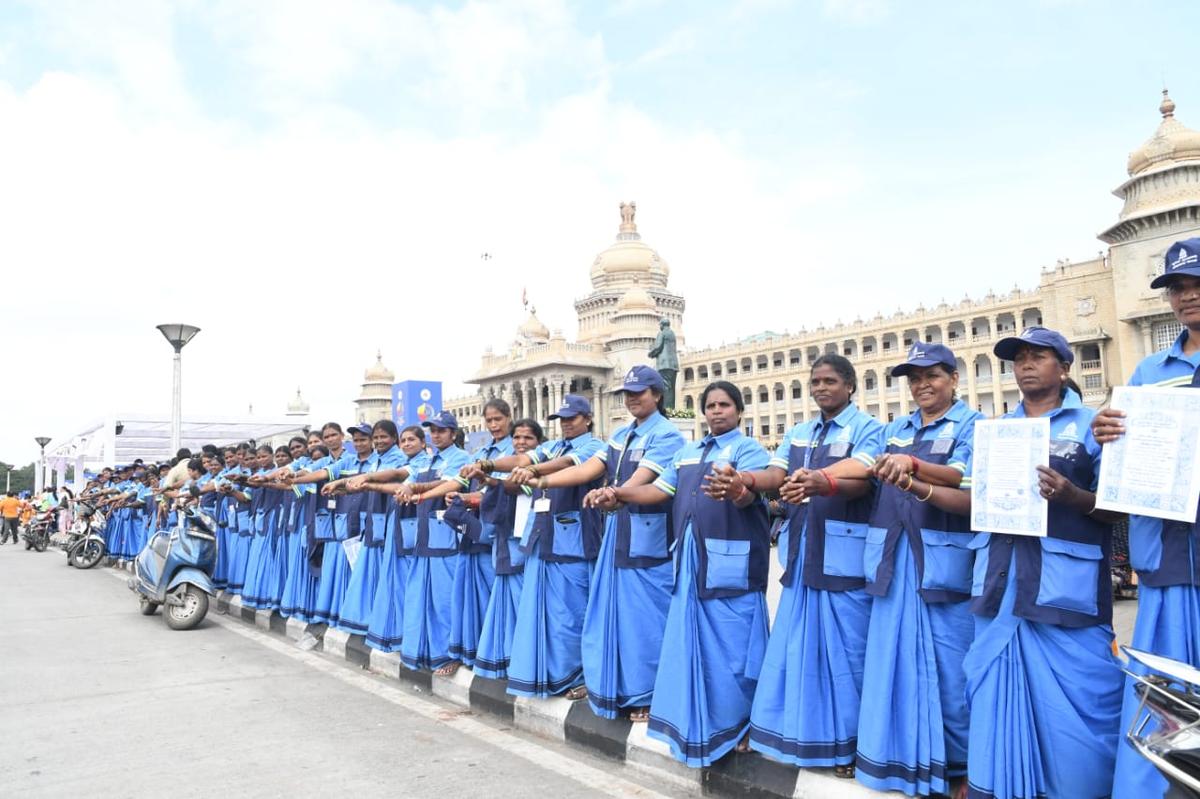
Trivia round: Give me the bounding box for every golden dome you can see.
[364,351,394,382]
[589,201,670,287]
[1127,90,1200,176]
[518,307,550,341]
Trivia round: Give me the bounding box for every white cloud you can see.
[821,0,892,24]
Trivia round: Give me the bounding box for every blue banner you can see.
[392,381,442,428]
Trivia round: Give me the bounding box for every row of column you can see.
[487,376,607,440]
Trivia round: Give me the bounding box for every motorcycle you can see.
[126,503,216,631]
[1124,647,1200,798]
[65,498,107,569]
[21,511,54,552]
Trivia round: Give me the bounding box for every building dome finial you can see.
[1161,87,1176,118]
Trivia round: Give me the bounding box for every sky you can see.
[1,0,1196,467]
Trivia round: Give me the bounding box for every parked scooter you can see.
[65,498,107,569]
[126,503,216,631]
[1124,647,1200,798]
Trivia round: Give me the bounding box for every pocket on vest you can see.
[919,528,973,594]
[864,527,888,584]
[822,520,868,578]
[400,517,418,551]
[314,512,335,542]
[427,518,457,551]
[628,512,668,560]
[704,537,750,591]
[552,511,584,558]
[969,533,991,597]
[1036,537,1101,616]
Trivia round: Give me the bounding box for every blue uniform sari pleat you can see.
[448,551,495,666]
[365,519,411,652]
[856,535,973,797]
[475,572,524,679]
[311,540,352,625]
[279,500,319,622]
[582,513,673,719]
[240,511,272,608]
[647,527,768,767]
[1112,582,1200,799]
[964,563,1122,799]
[212,509,231,590]
[226,513,252,594]
[335,544,382,634]
[507,539,592,697]
[749,531,871,767]
[401,553,459,670]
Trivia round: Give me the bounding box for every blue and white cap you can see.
[347,422,374,437]
[612,365,665,394]
[549,394,592,419]
[993,325,1074,365]
[1152,237,1200,288]
[891,342,958,378]
[421,411,459,430]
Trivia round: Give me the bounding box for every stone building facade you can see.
[447,92,1198,448]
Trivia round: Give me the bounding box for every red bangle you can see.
[820,469,839,496]
[909,455,919,475]
[740,471,757,492]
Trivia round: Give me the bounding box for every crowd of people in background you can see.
[28,236,1200,799]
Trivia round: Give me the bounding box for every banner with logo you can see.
[392,381,442,428]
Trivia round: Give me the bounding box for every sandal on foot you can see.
[834,763,856,779]
[434,661,461,677]
[564,686,588,701]
[628,707,650,723]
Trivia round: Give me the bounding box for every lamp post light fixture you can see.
[34,436,51,494]
[156,324,201,455]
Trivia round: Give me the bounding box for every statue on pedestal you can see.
[648,318,679,410]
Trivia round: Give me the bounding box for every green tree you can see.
[0,462,35,494]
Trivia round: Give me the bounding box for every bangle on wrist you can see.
[820,469,839,496]
[908,455,919,475]
[527,463,539,477]
[899,473,913,492]
[739,471,757,492]
[915,483,935,502]
[538,477,548,490]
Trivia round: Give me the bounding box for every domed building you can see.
[446,203,686,437]
[355,352,396,424]
[286,387,310,420]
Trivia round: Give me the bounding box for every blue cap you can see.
[994,325,1074,365]
[347,422,374,437]
[612,365,665,394]
[421,410,459,430]
[1152,238,1200,288]
[891,342,958,378]
[549,394,593,419]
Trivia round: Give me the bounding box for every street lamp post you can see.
[155,324,201,456]
[34,436,51,494]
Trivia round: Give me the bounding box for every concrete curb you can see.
[109,561,880,798]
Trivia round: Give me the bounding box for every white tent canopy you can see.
[43,413,308,490]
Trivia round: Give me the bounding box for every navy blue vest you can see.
[779,423,875,592]
[607,433,675,570]
[670,453,770,599]
[971,436,1113,627]
[413,466,461,558]
[524,441,604,563]
[865,426,974,604]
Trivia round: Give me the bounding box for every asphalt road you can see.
[0,544,685,799]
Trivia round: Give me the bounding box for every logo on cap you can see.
[625,368,638,383]
[1173,247,1199,270]
[908,344,925,360]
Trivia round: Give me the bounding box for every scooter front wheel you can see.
[139,597,159,616]
[70,540,105,569]
[163,586,209,631]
